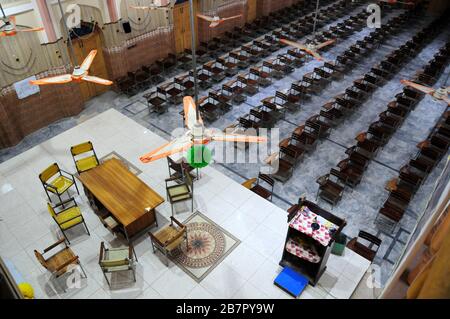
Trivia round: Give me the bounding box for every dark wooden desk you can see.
[79,158,164,241]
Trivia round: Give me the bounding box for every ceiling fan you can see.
[30,50,112,86]
[30,0,112,87]
[279,0,335,61]
[130,0,172,10]
[280,38,336,61]
[0,4,44,37]
[400,79,450,105]
[379,0,414,5]
[140,96,267,163]
[197,14,243,28]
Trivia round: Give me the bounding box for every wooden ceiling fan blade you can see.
[80,50,97,71]
[304,48,323,61]
[16,27,45,32]
[222,15,243,21]
[82,75,113,86]
[315,39,336,50]
[130,5,151,10]
[140,137,193,163]
[280,39,308,51]
[264,152,279,165]
[30,74,72,85]
[197,14,214,22]
[210,132,267,143]
[210,21,221,28]
[400,80,434,94]
[184,96,202,130]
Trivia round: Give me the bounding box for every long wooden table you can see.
[78,158,164,241]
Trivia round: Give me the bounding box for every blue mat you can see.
[274,267,309,297]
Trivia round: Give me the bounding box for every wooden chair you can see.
[320,102,344,126]
[209,90,232,114]
[165,169,194,216]
[34,238,87,291]
[269,147,297,183]
[250,67,271,88]
[134,68,150,89]
[149,217,187,266]
[241,173,275,201]
[144,88,167,114]
[148,63,164,84]
[195,68,212,90]
[47,198,90,244]
[99,242,137,288]
[39,163,79,204]
[279,137,306,165]
[241,45,261,64]
[116,75,136,96]
[336,158,364,188]
[167,157,196,181]
[217,57,238,77]
[238,74,259,96]
[204,61,225,83]
[346,231,382,262]
[175,74,195,97]
[199,96,219,122]
[160,81,183,105]
[316,169,346,207]
[70,141,99,174]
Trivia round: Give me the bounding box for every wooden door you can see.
[70,27,109,102]
[173,1,198,54]
[247,0,257,23]
[173,3,186,53]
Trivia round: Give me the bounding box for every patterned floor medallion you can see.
[170,212,240,282]
[173,222,226,268]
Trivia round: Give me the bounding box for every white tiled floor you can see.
[0,109,371,299]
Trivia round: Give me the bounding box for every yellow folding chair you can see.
[70,141,100,174]
[47,198,90,244]
[39,163,79,204]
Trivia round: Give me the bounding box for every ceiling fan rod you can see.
[188,0,200,121]
[57,0,79,67]
[312,0,320,40]
[0,2,6,20]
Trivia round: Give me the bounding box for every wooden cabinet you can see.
[70,26,109,102]
[281,199,346,286]
[173,0,199,54]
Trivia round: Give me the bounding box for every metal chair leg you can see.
[73,180,80,195]
[44,189,52,203]
[165,250,170,266]
[131,268,136,282]
[83,221,90,236]
[78,262,88,278]
[103,271,111,288]
[61,230,71,245]
[58,193,64,208]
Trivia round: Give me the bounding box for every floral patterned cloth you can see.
[285,239,321,263]
[289,206,338,246]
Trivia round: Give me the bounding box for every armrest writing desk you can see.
[79,158,164,242]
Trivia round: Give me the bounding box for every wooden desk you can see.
[79,158,164,241]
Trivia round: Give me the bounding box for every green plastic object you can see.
[331,233,347,256]
[187,145,212,169]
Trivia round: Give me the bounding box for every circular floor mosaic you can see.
[172,222,226,269]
